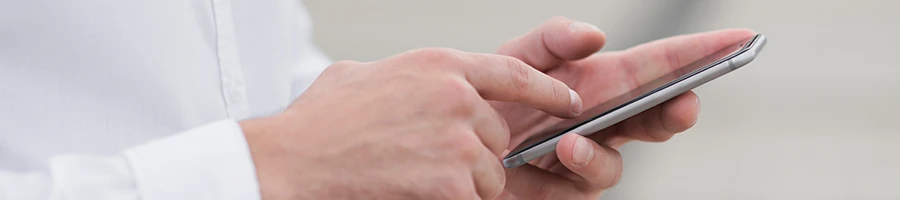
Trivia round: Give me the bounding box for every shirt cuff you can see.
[123,120,261,200]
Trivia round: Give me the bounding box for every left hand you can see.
[490,16,757,199]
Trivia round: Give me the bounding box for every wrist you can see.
[239,114,296,199]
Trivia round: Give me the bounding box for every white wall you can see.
[305,1,900,199]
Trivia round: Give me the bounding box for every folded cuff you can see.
[124,120,260,200]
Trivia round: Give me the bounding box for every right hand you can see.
[239,48,583,200]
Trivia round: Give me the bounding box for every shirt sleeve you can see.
[0,120,261,200]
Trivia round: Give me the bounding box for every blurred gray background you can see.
[304,0,900,199]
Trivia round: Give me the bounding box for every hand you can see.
[491,17,757,199]
[239,48,583,199]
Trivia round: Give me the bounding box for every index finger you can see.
[618,28,758,85]
[459,52,584,118]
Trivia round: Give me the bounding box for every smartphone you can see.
[503,34,767,168]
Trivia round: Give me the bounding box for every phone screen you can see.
[506,35,758,157]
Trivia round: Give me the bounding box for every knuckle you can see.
[483,111,511,156]
[548,79,568,108]
[439,127,484,163]
[437,79,479,117]
[502,56,533,94]
[407,47,462,65]
[495,113,511,146]
[487,162,507,198]
[641,115,673,142]
[448,131,483,164]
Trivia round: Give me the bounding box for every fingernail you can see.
[569,21,600,32]
[569,89,583,116]
[694,94,701,111]
[691,94,701,126]
[572,136,594,167]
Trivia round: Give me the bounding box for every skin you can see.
[241,48,583,199]
[492,17,757,199]
[242,16,757,200]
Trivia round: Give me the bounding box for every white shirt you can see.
[0,0,331,199]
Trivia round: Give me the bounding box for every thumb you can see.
[555,133,624,189]
[496,16,606,71]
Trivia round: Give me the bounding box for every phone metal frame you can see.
[502,34,767,168]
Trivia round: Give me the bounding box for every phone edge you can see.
[502,34,766,168]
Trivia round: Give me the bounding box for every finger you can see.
[497,16,607,71]
[555,133,624,190]
[595,91,701,148]
[460,52,584,118]
[473,99,511,156]
[619,28,757,85]
[504,163,587,199]
[472,143,506,200]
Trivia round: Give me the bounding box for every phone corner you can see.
[732,35,767,69]
[502,155,526,168]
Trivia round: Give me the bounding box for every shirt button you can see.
[233,78,244,88]
[229,88,245,104]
